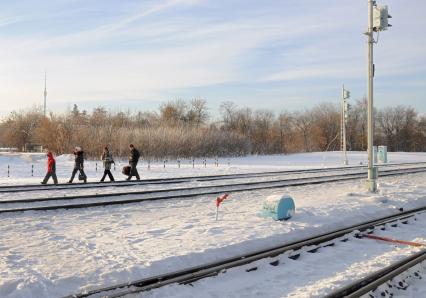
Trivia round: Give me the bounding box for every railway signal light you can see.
[344,102,349,121]
[343,89,350,100]
[373,5,392,31]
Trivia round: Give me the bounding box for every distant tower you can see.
[43,71,47,117]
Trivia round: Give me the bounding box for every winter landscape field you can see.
[1,0,425,296]
[1,151,426,297]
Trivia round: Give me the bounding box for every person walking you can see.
[127,144,140,181]
[68,146,87,183]
[41,151,58,185]
[100,146,115,182]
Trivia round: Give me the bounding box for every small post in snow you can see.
[31,164,34,176]
[163,160,166,168]
[95,162,98,172]
[178,159,180,168]
[192,159,195,168]
[215,193,230,220]
[7,165,10,177]
[148,160,151,170]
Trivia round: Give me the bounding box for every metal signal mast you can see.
[365,0,392,192]
[341,85,350,165]
[43,71,47,117]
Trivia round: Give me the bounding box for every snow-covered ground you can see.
[1,151,426,185]
[0,151,426,297]
[140,214,426,298]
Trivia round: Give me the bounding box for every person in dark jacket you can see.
[68,146,87,183]
[100,146,115,182]
[41,151,58,185]
[127,144,140,181]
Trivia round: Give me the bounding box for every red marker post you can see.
[215,193,230,220]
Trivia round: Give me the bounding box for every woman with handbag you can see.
[68,146,87,183]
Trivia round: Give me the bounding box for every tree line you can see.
[0,98,425,158]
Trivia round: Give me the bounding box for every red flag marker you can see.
[215,193,230,220]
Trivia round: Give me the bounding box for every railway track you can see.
[324,249,426,298]
[64,205,426,298]
[1,165,425,214]
[0,162,425,194]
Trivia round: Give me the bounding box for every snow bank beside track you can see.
[1,171,426,297]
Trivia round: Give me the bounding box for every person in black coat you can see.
[127,144,140,181]
[68,146,87,183]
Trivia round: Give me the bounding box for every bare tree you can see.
[293,110,313,152]
[1,98,425,158]
[187,98,209,127]
[311,103,340,151]
[160,99,187,126]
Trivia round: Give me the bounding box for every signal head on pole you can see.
[373,5,392,31]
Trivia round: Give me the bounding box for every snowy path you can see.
[1,171,426,297]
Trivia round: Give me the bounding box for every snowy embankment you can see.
[0,152,426,297]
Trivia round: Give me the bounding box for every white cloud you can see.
[0,0,425,114]
[262,65,364,82]
[0,16,20,28]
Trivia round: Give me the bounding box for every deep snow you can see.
[0,151,426,297]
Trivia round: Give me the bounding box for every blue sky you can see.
[0,0,425,116]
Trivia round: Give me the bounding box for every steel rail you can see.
[0,177,191,193]
[0,161,424,194]
[0,165,365,193]
[0,169,369,205]
[1,166,425,214]
[324,250,426,298]
[63,206,426,298]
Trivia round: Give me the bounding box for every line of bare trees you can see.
[1,98,425,158]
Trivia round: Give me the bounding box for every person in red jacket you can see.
[41,151,58,185]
